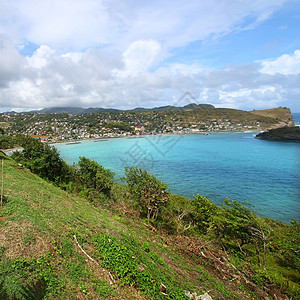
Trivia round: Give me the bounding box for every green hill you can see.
[250,107,294,128]
[0,151,299,299]
[162,107,294,129]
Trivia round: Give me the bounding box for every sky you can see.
[0,0,300,113]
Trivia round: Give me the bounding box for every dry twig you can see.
[74,235,99,265]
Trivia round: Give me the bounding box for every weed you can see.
[23,232,36,246]
[92,280,115,298]
[0,246,5,257]
[0,255,65,299]
[93,234,187,299]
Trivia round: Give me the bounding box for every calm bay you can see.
[54,132,300,223]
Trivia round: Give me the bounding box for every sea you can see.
[54,116,300,224]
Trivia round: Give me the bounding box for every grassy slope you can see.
[163,108,281,129]
[250,107,294,125]
[0,152,297,299]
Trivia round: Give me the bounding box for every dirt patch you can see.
[0,220,50,259]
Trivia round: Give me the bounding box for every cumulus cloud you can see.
[0,36,24,87]
[260,50,300,75]
[0,0,299,112]
[0,41,299,111]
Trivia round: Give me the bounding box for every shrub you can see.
[123,167,169,221]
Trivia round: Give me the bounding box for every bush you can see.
[11,135,71,184]
[211,198,262,253]
[123,167,169,221]
[77,156,115,197]
[192,195,219,233]
[162,195,195,234]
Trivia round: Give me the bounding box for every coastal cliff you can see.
[250,107,294,129]
[255,126,300,142]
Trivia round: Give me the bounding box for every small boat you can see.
[94,139,108,142]
[66,141,81,145]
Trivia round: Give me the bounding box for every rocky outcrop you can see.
[255,126,300,142]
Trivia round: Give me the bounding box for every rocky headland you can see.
[255,126,300,142]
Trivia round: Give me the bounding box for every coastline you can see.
[49,130,259,145]
[1,147,24,156]
[52,130,298,223]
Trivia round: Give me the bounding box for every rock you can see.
[184,291,213,300]
[200,293,213,300]
[255,126,300,142]
[137,265,145,272]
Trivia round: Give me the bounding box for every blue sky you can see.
[0,0,300,112]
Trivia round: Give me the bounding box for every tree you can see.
[192,195,219,233]
[123,167,169,221]
[249,220,272,269]
[211,198,259,251]
[77,157,115,197]
[165,195,195,234]
[11,135,70,184]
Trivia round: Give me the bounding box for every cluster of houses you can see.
[0,112,262,143]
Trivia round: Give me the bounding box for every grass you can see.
[0,151,299,299]
[250,107,293,120]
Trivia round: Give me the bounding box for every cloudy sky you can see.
[0,0,300,112]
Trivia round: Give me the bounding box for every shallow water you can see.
[54,132,300,223]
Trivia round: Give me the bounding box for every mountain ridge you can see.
[26,103,215,114]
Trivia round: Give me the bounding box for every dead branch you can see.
[74,235,99,265]
[108,272,115,285]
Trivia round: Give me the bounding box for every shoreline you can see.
[1,147,24,156]
[50,130,259,145]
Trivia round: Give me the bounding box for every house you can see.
[135,126,145,133]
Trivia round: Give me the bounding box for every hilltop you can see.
[0,142,299,299]
[250,107,294,128]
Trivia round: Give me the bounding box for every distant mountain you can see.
[30,103,215,114]
[34,107,120,114]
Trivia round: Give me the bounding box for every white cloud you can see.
[0,36,24,87]
[1,0,300,112]
[0,43,300,112]
[114,40,163,77]
[261,50,300,75]
[0,0,288,51]
[26,45,56,68]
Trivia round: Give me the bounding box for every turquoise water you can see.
[54,132,300,223]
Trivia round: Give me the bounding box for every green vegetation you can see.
[123,167,169,221]
[0,136,299,299]
[11,135,70,184]
[251,107,294,123]
[75,156,115,201]
[93,234,187,299]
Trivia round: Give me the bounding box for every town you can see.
[0,106,281,143]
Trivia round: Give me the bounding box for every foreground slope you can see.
[0,152,299,299]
